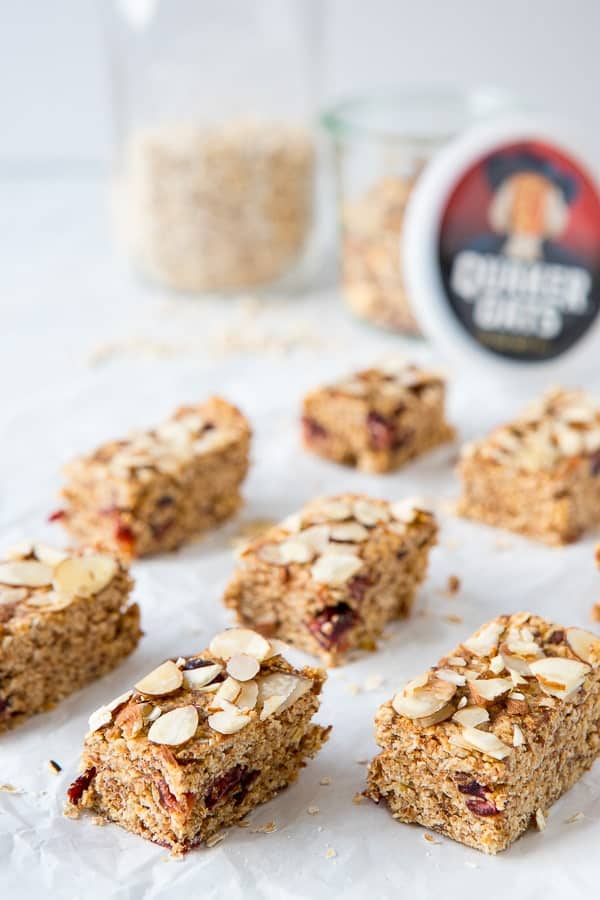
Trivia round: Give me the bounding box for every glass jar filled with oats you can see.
[323,89,515,333]
[105,0,320,293]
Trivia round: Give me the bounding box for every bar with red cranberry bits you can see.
[367,612,600,853]
[224,494,437,666]
[66,628,329,853]
[56,396,251,558]
[301,360,454,473]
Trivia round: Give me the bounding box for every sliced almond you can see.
[452,706,489,727]
[281,512,303,533]
[392,675,456,720]
[236,680,258,711]
[450,726,512,760]
[0,560,53,588]
[353,499,390,527]
[53,554,117,599]
[447,656,467,667]
[32,544,70,567]
[513,724,526,747]
[468,678,512,706]
[416,702,456,727]
[0,587,28,605]
[529,657,590,699]
[329,522,369,543]
[227,654,260,682]
[183,663,222,688]
[297,525,331,554]
[88,705,113,732]
[566,628,600,667]
[463,621,504,658]
[258,544,288,565]
[310,552,363,586]
[309,499,352,522]
[260,695,286,721]
[209,628,271,662]
[435,668,466,687]
[135,660,183,697]
[4,540,34,560]
[208,709,251,735]
[274,538,315,565]
[258,672,312,716]
[213,676,241,707]
[107,690,132,712]
[389,498,426,524]
[147,706,162,722]
[489,654,506,675]
[263,638,291,661]
[148,705,198,745]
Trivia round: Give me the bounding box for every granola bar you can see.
[223,495,437,666]
[301,361,454,473]
[366,612,600,853]
[66,628,329,853]
[57,396,251,558]
[457,388,600,544]
[0,542,140,734]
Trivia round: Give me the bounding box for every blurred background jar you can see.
[323,88,516,334]
[105,0,321,293]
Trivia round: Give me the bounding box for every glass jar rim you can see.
[321,85,521,144]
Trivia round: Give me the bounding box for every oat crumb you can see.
[206,831,227,847]
[0,784,19,793]
[319,776,331,786]
[325,847,337,859]
[251,821,278,834]
[443,613,463,625]
[565,811,584,824]
[423,832,441,845]
[307,805,320,816]
[352,792,364,805]
[535,808,547,831]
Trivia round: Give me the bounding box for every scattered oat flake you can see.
[92,816,106,827]
[423,832,441,845]
[535,809,547,831]
[320,776,331,786]
[565,811,584,824]
[206,831,227,847]
[237,820,251,828]
[325,847,337,859]
[307,805,320,815]
[364,674,384,691]
[48,759,62,774]
[251,821,278,834]
[443,613,463,624]
[0,784,20,793]
[352,792,364,805]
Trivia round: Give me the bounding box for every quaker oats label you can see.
[438,140,600,360]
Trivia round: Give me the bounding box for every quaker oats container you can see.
[322,88,515,333]
[105,0,321,293]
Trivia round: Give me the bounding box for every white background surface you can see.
[1,179,600,898]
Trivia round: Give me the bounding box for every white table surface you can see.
[2,176,600,899]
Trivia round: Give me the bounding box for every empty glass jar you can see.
[105,0,321,293]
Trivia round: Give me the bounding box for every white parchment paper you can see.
[1,179,599,899]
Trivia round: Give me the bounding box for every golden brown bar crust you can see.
[301,360,454,474]
[56,396,251,558]
[66,628,330,853]
[224,494,437,666]
[366,612,600,854]
[0,542,140,734]
[458,388,600,545]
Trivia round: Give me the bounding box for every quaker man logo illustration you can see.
[446,147,594,349]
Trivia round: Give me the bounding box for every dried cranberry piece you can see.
[302,416,327,441]
[115,522,135,551]
[591,450,600,476]
[348,574,372,602]
[156,495,175,508]
[465,797,500,817]
[157,779,195,814]
[548,629,565,644]
[205,765,258,810]
[48,509,66,523]
[457,780,489,798]
[67,766,96,805]
[366,412,395,451]
[306,602,360,651]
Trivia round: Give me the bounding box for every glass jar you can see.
[322,88,516,334]
[104,0,321,293]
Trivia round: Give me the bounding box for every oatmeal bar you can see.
[57,396,251,558]
[301,361,454,473]
[367,612,600,853]
[224,495,437,666]
[458,388,600,545]
[66,628,329,852]
[0,542,140,734]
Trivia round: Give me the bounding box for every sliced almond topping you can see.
[329,522,369,543]
[107,690,132,712]
[389,498,426,524]
[236,680,258,711]
[281,512,303,533]
[435,668,466,687]
[489,655,505,675]
[260,695,286,720]
[468,678,512,705]
[148,705,198,745]
[183,663,222,688]
[296,525,331,554]
[310,499,352,522]
[457,696,468,709]
[147,706,162,722]
[88,705,113,732]
[353,499,390,527]
[209,628,271,662]
[310,552,363,586]
[451,726,512,760]
[32,544,69,567]
[463,621,504,658]
[529,657,590,699]
[258,672,312,716]
[208,709,251,735]
[4,540,34,560]
[513,724,526,747]
[0,587,27,605]
[135,660,183,697]
[392,674,456,721]
[0,560,54,588]
[566,628,600,667]
[452,706,489,727]
[53,554,117,599]
[274,538,315,565]
[447,656,467,667]
[213,676,242,707]
[227,654,260,682]
[263,638,291,661]
[258,544,287,565]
